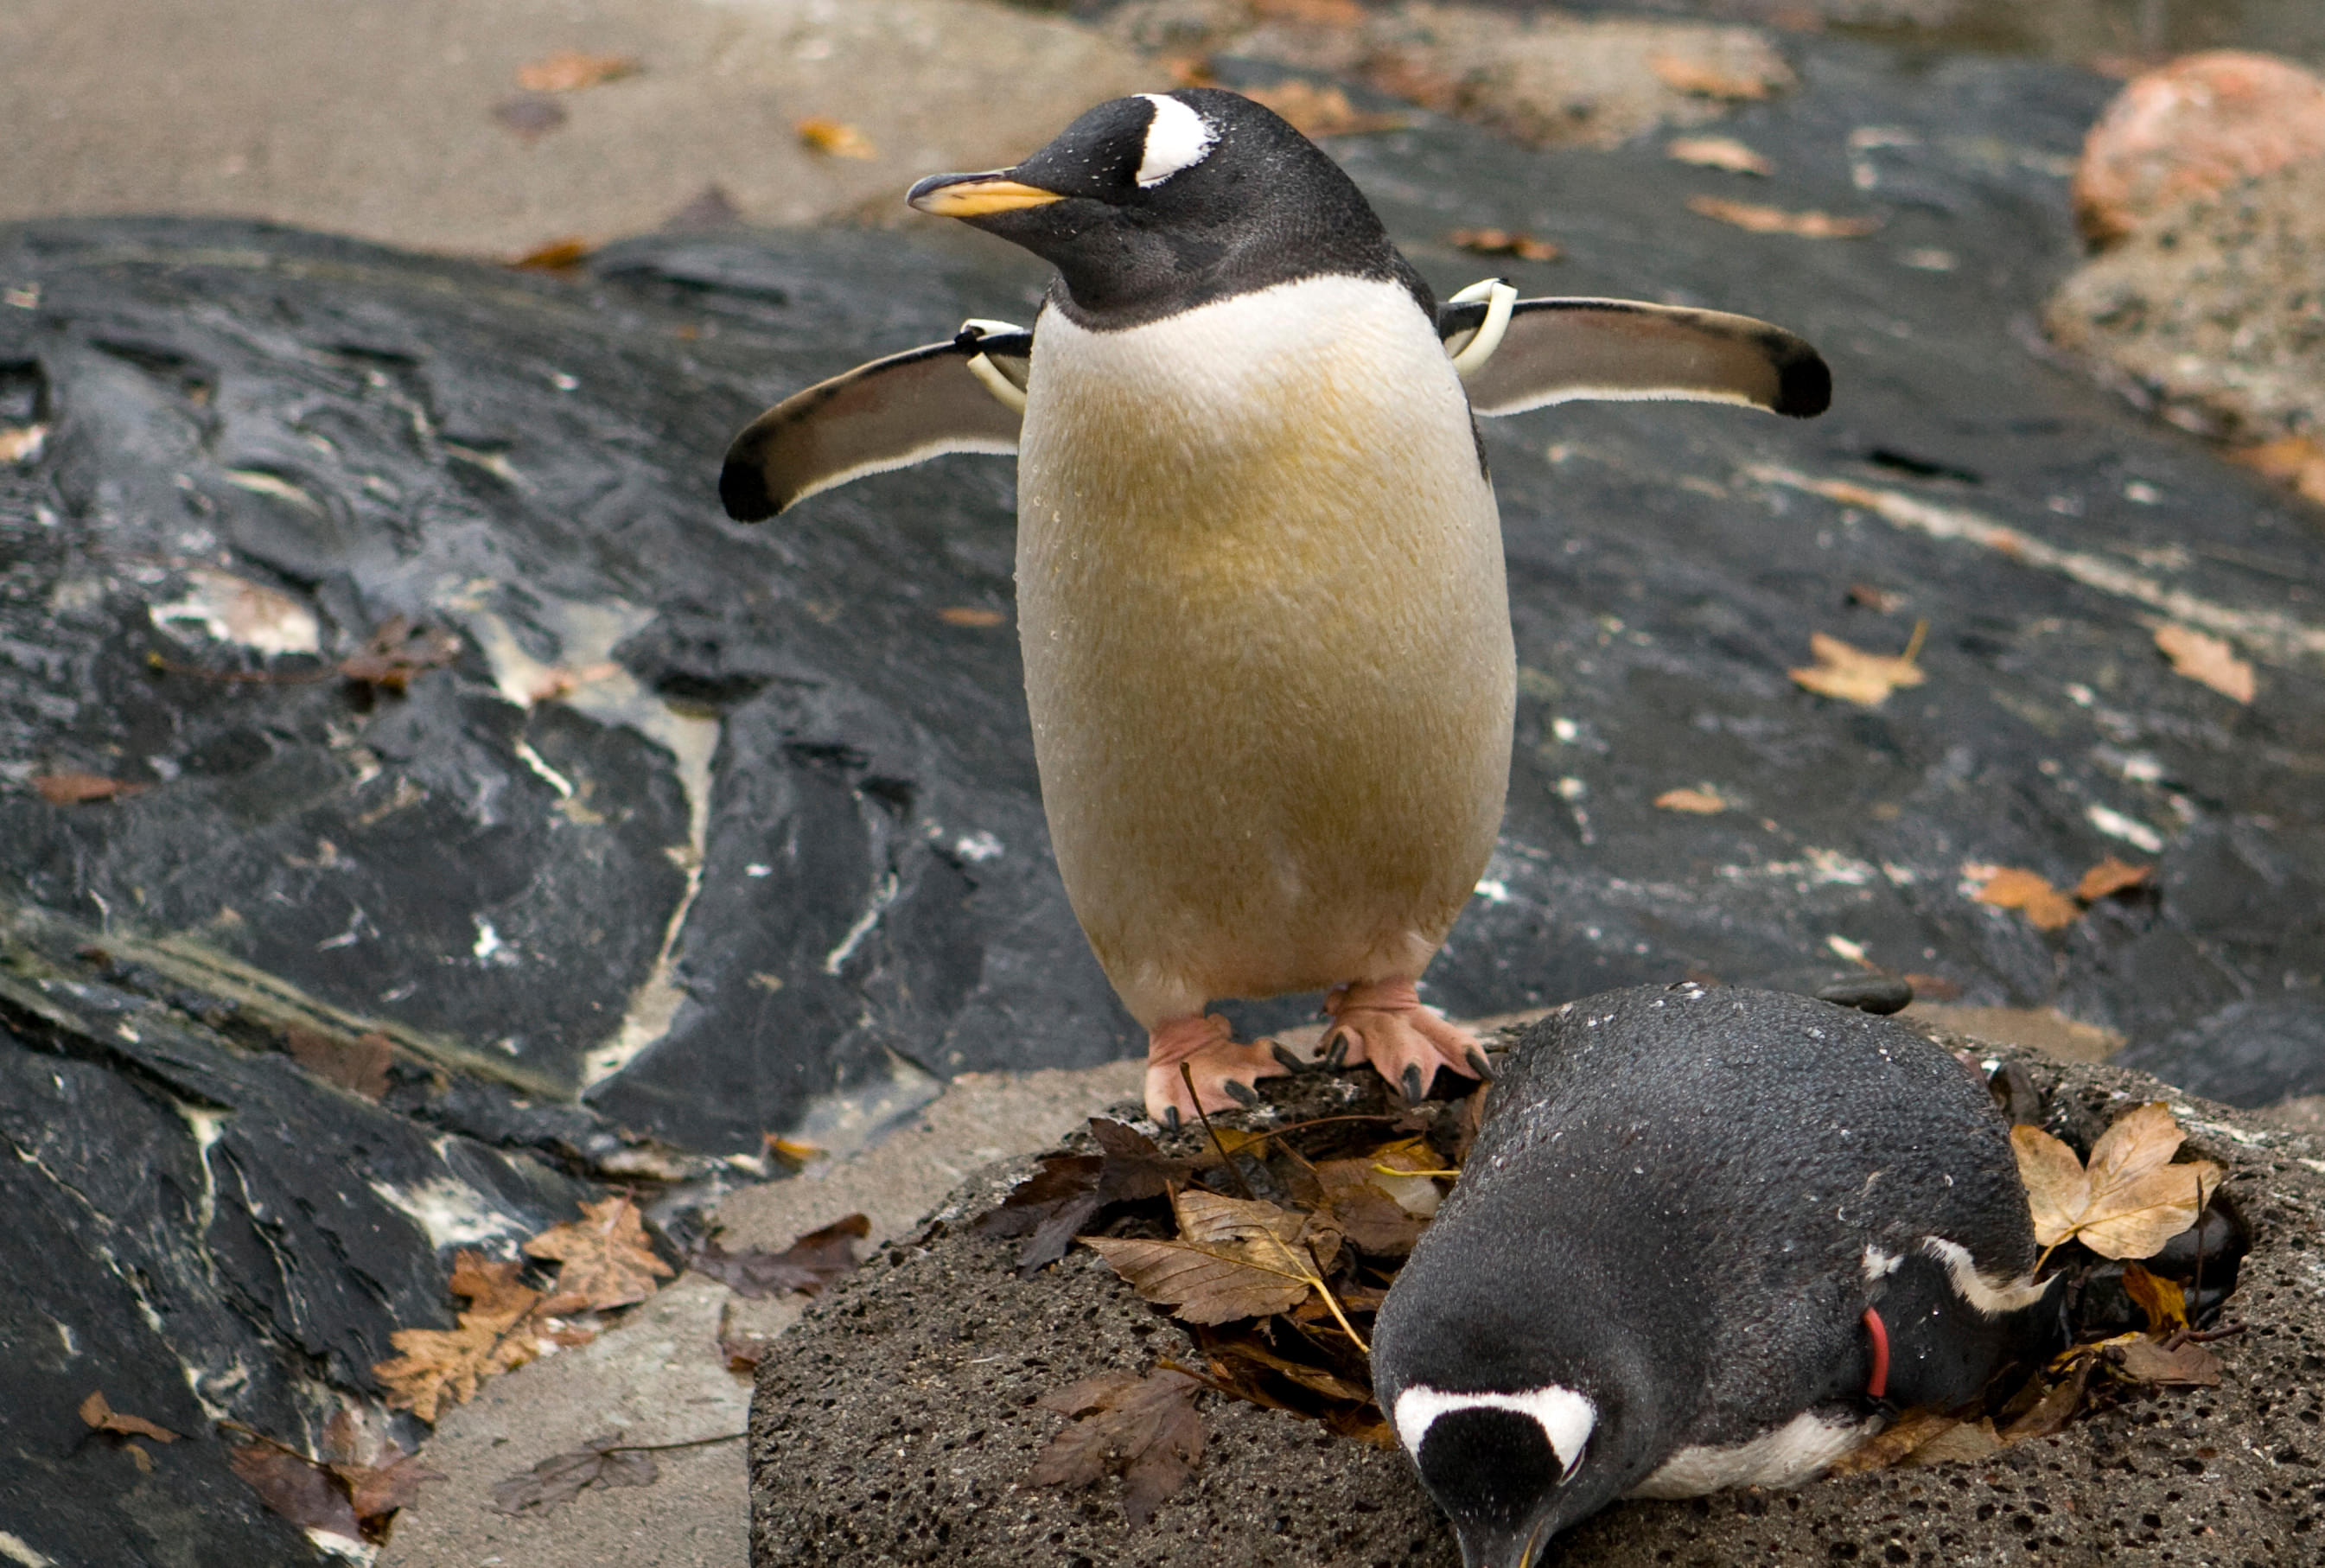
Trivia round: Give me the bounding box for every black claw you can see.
[1223,1078,1259,1106]
[1465,1046,1496,1081]
[1162,1106,1181,1132]
[1324,1033,1349,1071]
[1270,1040,1311,1075]
[1400,1063,1426,1104]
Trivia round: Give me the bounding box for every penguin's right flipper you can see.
[719,329,1032,520]
[1448,298,1831,420]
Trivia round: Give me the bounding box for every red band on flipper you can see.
[1863,1306,1890,1399]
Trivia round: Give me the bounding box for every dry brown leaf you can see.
[35,772,147,806]
[1446,228,1563,262]
[516,51,640,93]
[80,1391,181,1443]
[796,118,876,160]
[2153,624,2255,704]
[0,423,48,463]
[1827,1408,1960,1474]
[2231,436,2325,506]
[1666,136,1772,175]
[283,1027,392,1100]
[1029,1368,1204,1527]
[689,1212,867,1299]
[939,607,1006,627]
[1688,195,1881,238]
[1241,81,1406,138]
[1999,1360,2091,1444]
[512,238,594,271]
[1970,866,2082,932]
[2109,1334,2221,1386]
[494,1432,659,1514]
[1203,1336,1375,1405]
[2120,1262,2189,1332]
[228,1443,363,1542]
[2074,856,2153,903]
[1789,625,1927,706]
[1653,787,1727,815]
[524,1196,674,1312]
[2010,1103,2221,1261]
[1312,1158,1428,1258]
[1904,1417,2003,1467]
[1649,54,1779,100]
[1083,1190,1341,1325]
[374,1252,545,1422]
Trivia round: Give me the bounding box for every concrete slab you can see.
[380,1059,1142,1568]
[0,0,1155,257]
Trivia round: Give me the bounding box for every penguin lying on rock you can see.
[1373,983,2061,1568]
[718,90,1831,1127]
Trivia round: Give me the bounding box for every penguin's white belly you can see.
[1016,274,1514,1023]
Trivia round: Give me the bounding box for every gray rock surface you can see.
[747,1036,2325,1567]
[0,0,1151,256]
[2047,159,2325,444]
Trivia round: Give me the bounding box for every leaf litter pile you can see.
[985,1061,2247,1527]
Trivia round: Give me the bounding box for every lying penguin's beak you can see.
[906,171,1065,219]
[1458,1513,1557,1568]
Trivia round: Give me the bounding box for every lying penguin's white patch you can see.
[1921,1236,2051,1316]
[1136,94,1217,188]
[1861,1243,1901,1283]
[1628,1410,1866,1499]
[1394,1385,1596,1480]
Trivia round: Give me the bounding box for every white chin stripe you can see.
[1135,94,1217,188]
[1921,1236,2052,1317]
[1393,1385,1597,1481]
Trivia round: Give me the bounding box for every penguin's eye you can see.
[1132,94,1218,188]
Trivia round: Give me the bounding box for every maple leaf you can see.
[2011,1103,2221,1262]
[1028,1369,1204,1527]
[1667,135,1771,175]
[79,1391,180,1443]
[228,1442,364,1545]
[690,1213,868,1298]
[375,1252,545,1422]
[2154,624,2255,703]
[524,1196,673,1312]
[2074,856,2153,902]
[1688,195,1880,238]
[1969,865,2082,931]
[1789,624,1927,705]
[1083,1190,1344,1327]
[493,1433,659,1515]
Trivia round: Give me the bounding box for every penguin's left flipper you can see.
[718,329,1032,521]
[1447,298,1831,420]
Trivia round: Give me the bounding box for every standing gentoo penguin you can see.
[1372,985,2061,1568]
[718,91,1832,1125]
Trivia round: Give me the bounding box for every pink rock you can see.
[2073,51,2325,247]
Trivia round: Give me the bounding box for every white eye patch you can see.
[1134,93,1218,188]
[1393,1385,1598,1482]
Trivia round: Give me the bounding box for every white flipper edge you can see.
[1442,296,1831,420]
[718,323,1031,520]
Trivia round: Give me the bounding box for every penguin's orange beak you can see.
[905,172,1065,219]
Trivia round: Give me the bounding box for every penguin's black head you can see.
[1388,1380,1644,1568]
[906,88,1426,327]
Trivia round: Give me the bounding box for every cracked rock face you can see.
[3,22,2325,1566]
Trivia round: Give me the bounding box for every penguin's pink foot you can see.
[1143,1013,1291,1129]
[1321,979,1492,1105]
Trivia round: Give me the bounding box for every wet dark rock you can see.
[3,25,2325,1565]
[2118,993,2325,1107]
[748,1041,2325,1567]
